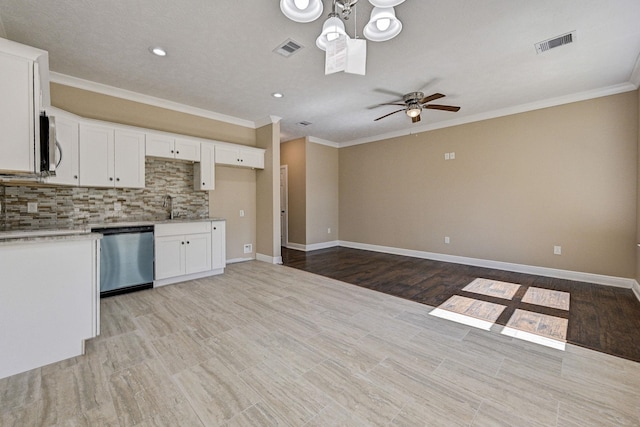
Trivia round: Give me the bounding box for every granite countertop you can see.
[0,217,226,243]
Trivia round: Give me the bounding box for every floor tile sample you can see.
[502,309,568,350]
[462,278,521,300]
[522,287,570,310]
[430,295,506,331]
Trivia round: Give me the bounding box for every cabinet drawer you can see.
[155,221,212,237]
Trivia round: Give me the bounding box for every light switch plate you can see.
[27,202,38,213]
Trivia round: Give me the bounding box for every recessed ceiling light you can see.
[150,47,167,57]
[272,92,284,98]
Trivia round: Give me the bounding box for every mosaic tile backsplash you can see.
[0,158,209,231]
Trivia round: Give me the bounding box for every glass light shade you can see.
[406,103,421,117]
[280,0,323,23]
[368,0,405,6]
[363,7,402,42]
[316,16,348,51]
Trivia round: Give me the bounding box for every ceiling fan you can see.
[373,92,460,123]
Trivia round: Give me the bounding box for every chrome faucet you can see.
[162,195,174,220]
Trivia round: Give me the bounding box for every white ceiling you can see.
[1,0,639,146]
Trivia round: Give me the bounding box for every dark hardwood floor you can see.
[282,246,640,363]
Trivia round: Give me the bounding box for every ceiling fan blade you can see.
[373,88,406,98]
[412,115,421,123]
[374,109,405,121]
[424,104,461,112]
[367,102,406,110]
[419,93,445,104]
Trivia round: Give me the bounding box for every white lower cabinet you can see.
[154,221,226,285]
[0,236,100,379]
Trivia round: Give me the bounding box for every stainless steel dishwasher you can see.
[92,225,154,297]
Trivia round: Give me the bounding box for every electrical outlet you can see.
[450,152,455,159]
[240,209,245,217]
[328,228,331,234]
[444,153,450,160]
[114,202,122,211]
[444,236,450,244]
[243,243,253,254]
[27,202,38,213]
[554,245,562,255]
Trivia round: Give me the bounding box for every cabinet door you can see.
[47,115,79,186]
[114,129,145,188]
[79,123,114,187]
[194,143,215,191]
[185,233,211,274]
[0,53,34,173]
[240,148,264,169]
[211,221,226,270]
[155,235,185,280]
[215,145,240,166]
[175,138,201,161]
[146,133,175,159]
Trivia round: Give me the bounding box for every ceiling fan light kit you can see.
[373,92,461,123]
[280,0,324,23]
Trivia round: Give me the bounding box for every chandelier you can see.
[280,0,406,75]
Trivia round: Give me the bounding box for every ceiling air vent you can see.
[274,39,304,58]
[297,121,312,127]
[535,31,576,54]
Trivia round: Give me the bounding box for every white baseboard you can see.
[632,281,640,302]
[285,240,339,252]
[154,268,224,287]
[256,253,283,265]
[226,257,254,264]
[338,240,638,290]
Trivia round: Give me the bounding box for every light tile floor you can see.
[1,262,639,426]
[462,278,521,300]
[522,287,571,310]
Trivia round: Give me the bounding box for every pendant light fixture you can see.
[316,13,349,51]
[368,0,405,6]
[280,0,323,23]
[363,6,402,42]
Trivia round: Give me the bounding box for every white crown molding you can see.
[339,82,638,148]
[255,115,282,127]
[49,72,257,129]
[307,136,340,148]
[338,240,638,290]
[630,52,640,88]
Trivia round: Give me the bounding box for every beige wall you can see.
[306,141,339,245]
[280,138,306,245]
[255,121,281,260]
[209,167,256,261]
[51,83,258,263]
[340,92,639,278]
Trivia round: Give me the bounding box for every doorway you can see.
[280,165,288,247]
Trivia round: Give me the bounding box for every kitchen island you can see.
[0,230,101,379]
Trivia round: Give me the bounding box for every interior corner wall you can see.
[636,88,640,283]
[280,138,307,245]
[306,141,339,245]
[340,91,639,278]
[255,121,281,261]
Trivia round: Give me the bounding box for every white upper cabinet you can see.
[0,39,50,175]
[194,143,215,191]
[79,123,145,188]
[47,114,79,186]
[146,132,200,162]
[215,145,264,169]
